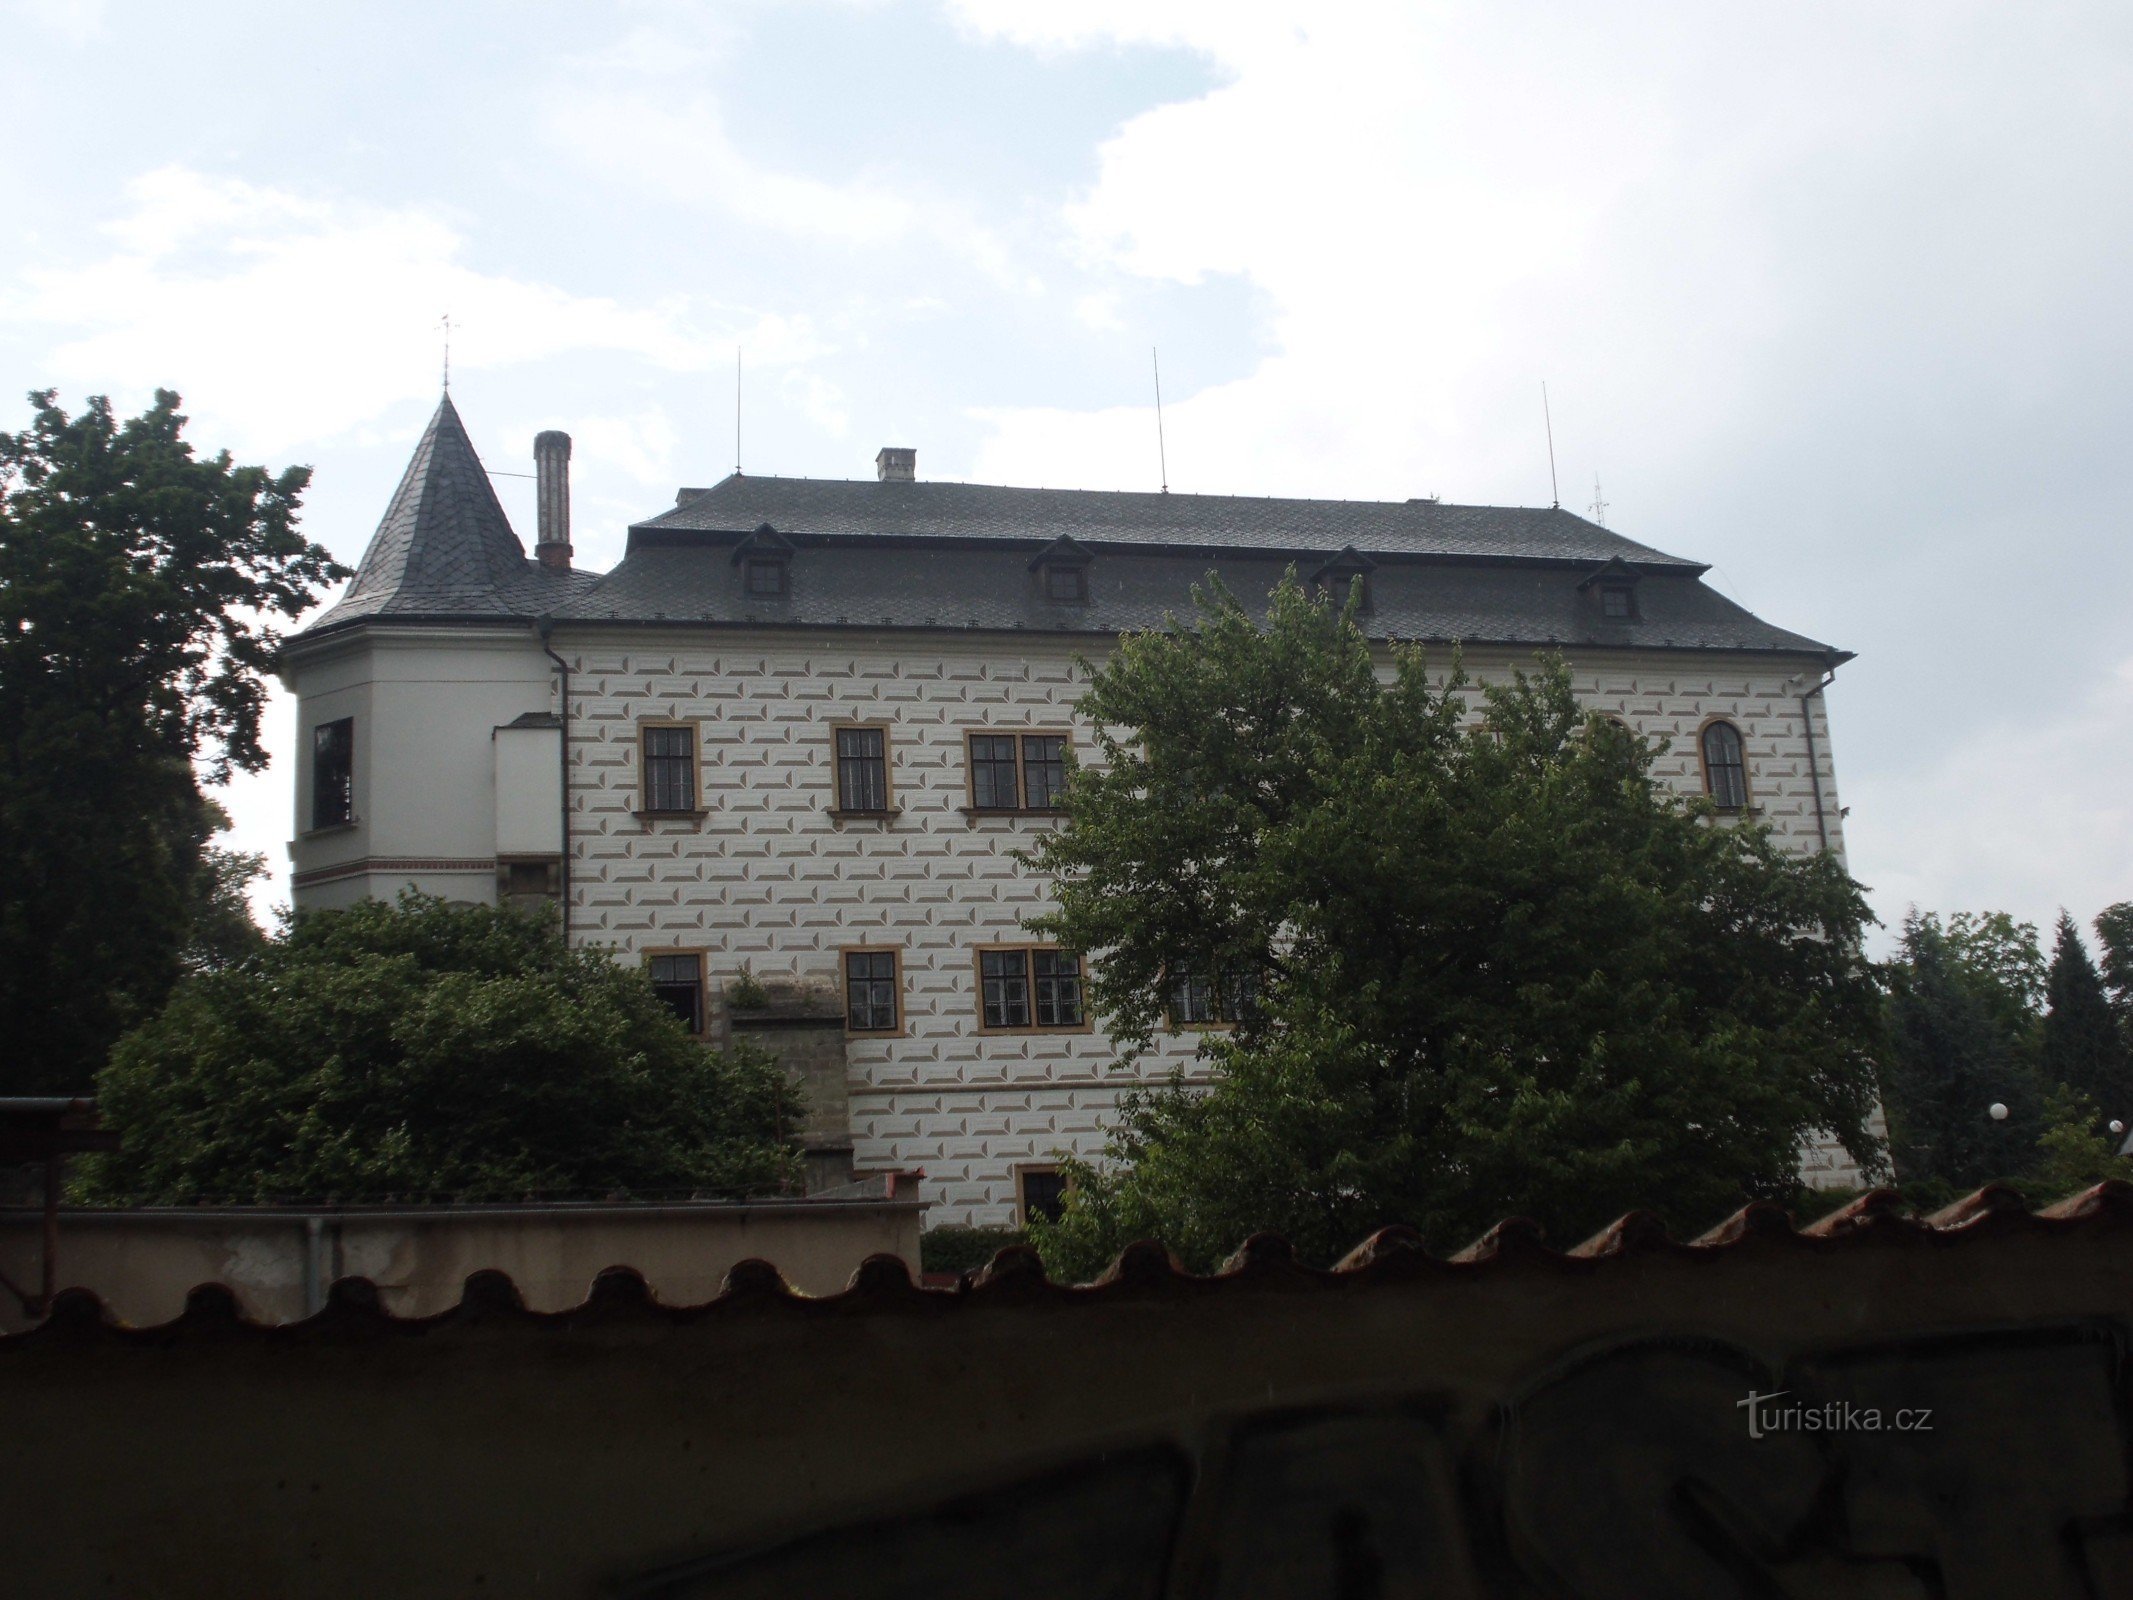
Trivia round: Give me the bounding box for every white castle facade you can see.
[281,397,1865,1226]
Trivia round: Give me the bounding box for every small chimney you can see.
[875,446,916,483]
[534,430,572,571]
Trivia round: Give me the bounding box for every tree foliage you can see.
[0,389,343,1092]
[1879,911,2047,1190]
[2027,1088,2133,1200]
[1024,576,1886,1275]
[77,895,803,1204]
[2040,910,2131,1123]
[2096,902,2133,1043]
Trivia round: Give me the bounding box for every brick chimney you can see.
[875,447,916,483]
[534,431,572,571]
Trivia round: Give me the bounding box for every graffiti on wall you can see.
[628,1322,2133,1600]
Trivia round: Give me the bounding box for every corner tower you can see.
[279,396,593,914]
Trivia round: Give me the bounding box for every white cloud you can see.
[551,92,920,245]
[959,1,2133,932]
[780,371,851,438]
[0,167,813,455]
[541,33,1026,288]
[1074,290,1125,332]
[11,0,105,44]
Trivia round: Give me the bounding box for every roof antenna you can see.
[1588,473,1609,526]
[439,311,454,391]
[1152,346,1169,494]
[1541,381,1559,509]
[734,345,743,477]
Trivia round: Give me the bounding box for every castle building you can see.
[280,395,1862,1224]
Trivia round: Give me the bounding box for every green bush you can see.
[77,894,802,1204]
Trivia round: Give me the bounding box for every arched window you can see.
[1700,720,1749,810]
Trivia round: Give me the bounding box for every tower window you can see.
[311,717,354,829]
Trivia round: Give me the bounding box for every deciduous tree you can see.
[1024,576,1885,1275]
[0,389,343,1092]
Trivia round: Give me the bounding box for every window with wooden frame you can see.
[977,946,1088,1032]
[842,947,903,1034]
[311,716,354,830]
[743,556,788,598]
[639,722,701,815]
[832,725,894,815]
[965,731,1072,813]
[731,522,795,601]
[1699,719,1750,811]
[1017,1166,1069,1225]
[1166,966,1263,1028]
[646,951,707,1035]
[1599,582,1637,620]
[1042,563,1088,604]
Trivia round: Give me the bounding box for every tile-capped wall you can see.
[567,631,1855,1221]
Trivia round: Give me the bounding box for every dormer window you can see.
[1030,534,1093,606]
[731,521,795,601]
[1311,546,1376,613]
[1578,558,1642,621]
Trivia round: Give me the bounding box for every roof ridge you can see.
[633,473,1701,570]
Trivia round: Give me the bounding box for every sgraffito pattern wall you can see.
[3,1186,2126,1598]
[562,629,1856,1220]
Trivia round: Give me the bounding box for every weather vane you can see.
[439,312,455,390]
[1588,473,1609,526]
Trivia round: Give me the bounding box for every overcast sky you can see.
[5,0,2128,953]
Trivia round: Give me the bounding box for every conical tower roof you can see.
[303,394,592,633]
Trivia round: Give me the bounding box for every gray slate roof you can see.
[553,535,1838,657]
[303,395,593,635]
[302,413,1842,661]
[640,475,1707,568]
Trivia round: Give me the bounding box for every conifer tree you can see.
[2040,911,2131,1124]
[2096,902,2133,1046]
[1879,911,2045,1188]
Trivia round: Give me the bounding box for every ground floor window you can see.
[1018,1166,1069,1226]
[647,952,705,1035]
